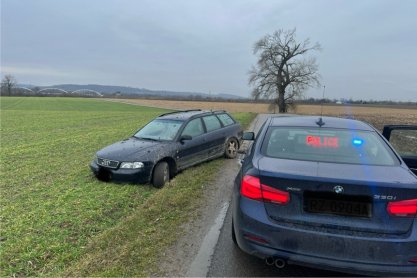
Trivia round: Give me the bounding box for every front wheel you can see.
[152,161,169,188]
[225,138,238,159]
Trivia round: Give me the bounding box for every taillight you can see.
[240,175,290,205]
[261,184,290,205]
[241,175,262,201]
[387,199,417,217]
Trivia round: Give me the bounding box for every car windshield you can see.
[262,127,400,166]
[134,119,183,141]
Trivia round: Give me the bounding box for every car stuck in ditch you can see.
[90,109,242,188]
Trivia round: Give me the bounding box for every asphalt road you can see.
[207,114,349,277]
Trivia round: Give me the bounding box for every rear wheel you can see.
[152,161,169,188]
[225,138,238,159]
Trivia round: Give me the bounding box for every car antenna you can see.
[316,85,325,127]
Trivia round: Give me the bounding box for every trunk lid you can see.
[258,157,417,236]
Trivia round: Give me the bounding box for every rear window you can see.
[217,113,235,126]
[261,127,400,166]
[203,115,222,132]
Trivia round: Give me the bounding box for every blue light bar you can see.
[352,138,364,146]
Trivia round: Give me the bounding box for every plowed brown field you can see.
[106,98,417,131]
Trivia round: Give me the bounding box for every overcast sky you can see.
[1,0,416,101]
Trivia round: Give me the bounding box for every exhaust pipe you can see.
[274,258,286,269]
[265,257,286,268]
[265,257,275,266]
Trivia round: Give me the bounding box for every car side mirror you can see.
[180,135,192,143]
[242,132,255,141]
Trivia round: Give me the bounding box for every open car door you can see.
[383,125,417,175]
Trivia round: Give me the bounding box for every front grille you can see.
[97,157,119,168]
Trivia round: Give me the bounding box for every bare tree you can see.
[1,74,17,96]
[249,29,321,113]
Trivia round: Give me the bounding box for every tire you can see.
[232,219,238,246]
[225,138,238,159]
[152,161,169,188]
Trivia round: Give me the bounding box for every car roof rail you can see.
[159,109,202,117]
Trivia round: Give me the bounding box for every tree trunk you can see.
[278,90,286,113]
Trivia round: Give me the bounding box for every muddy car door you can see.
[383,125,417,175]
[177,117,208,169]
[202,115,226,159]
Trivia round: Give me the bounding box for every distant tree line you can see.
[297,97,417,106]
[2,74,415,106]
[108,93,417,106]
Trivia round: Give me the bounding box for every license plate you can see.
[304,193,372,218]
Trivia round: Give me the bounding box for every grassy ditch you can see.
[64,159,225,276]
[0,97,255,276]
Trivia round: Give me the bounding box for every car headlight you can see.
[120,162,144,169]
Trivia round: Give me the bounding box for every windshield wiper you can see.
[136,136,160,141]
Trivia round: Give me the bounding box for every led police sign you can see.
[306,135,339,148]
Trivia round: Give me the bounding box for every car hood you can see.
[96,137,167,161]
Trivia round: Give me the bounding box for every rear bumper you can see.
[236,241,417,276]
[233,194,417,276]
[90,160,152,184]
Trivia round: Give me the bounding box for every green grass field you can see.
[0,97,255,276]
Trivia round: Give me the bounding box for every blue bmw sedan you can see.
[232,116,417,276]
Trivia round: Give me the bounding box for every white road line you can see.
[186,114,274,277]
[186,202,230,277]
